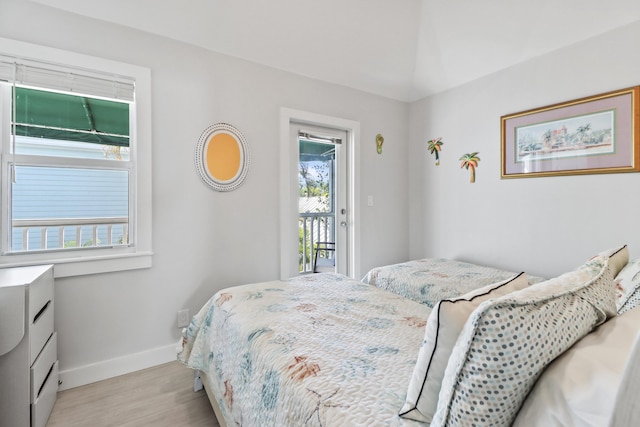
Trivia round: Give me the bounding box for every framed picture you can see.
[501,86,640,178]
[194,123,250,191]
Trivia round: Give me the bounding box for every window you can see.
[0,38,152,277]
[8,87,131,253]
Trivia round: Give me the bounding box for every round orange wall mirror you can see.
[195,123,250,191]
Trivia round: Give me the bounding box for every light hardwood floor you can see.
[47,362,219,427]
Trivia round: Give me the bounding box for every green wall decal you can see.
[427,137,444,165]
[376,134,384,154]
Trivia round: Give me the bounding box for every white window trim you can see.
[0,37,152,278]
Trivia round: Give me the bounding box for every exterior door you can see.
[293,123,348,275]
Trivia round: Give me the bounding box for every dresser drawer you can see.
[31,360,58,427]
[28,267,54,366]
[29,299,53,366]
[30,332,57,403]
[27,267,53,322]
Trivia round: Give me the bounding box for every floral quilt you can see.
[362,258,543,308]
[177,273,429,427]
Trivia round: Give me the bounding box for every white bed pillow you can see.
[431,254,616,427]
[399,272,528,422]
[598,244,628,277]
[513,305,640,427]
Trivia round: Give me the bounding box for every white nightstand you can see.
[0,265,57,427]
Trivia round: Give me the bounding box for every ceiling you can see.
[31,0,640,102]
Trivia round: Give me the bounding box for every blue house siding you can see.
[12,166,128,250]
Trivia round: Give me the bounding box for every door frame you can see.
[279,108,360,280]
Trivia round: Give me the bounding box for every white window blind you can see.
[0,55,135,101]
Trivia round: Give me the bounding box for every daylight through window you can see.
[0,57,136,256]
[10,87,132,253]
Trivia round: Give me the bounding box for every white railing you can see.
[12,217,128,251]
[299,212,335,274]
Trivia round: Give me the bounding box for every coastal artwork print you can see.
[515,110,614,162]
[501,86,640,178]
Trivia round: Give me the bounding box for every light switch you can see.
[367,195,374,207]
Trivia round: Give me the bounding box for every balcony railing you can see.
[12,217,129,252]
[299,212,335,274]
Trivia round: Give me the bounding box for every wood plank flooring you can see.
[47,362,219,427]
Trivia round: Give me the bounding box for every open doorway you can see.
[297,126,347,274]
[279,109,360,280]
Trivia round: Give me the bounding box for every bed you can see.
[178,247,640,427]
[178,273,429,426]
[361,258,545,307]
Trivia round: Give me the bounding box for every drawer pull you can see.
[33,300,51,324]
[37,363,54,398]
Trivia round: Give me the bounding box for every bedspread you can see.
[178,273,429,427]
[362,258,541,307]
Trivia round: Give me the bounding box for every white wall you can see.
[9,0,636,390]
[0,0,410,387]
[409,20,640,279]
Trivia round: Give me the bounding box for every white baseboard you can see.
[58,343,178,391]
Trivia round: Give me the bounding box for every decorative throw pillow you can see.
[431,255,616,427]
[399,273,528,422]
[614,257,640,313]
[598,244,628,277]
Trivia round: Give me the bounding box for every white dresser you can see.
[0,265,57,427]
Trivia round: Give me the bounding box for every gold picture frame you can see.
[194,123,250,191]
[501,86,640,178]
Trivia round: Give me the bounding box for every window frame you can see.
[0,37,152,277]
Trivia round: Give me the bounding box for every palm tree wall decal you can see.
[427,137,444,165]
[460,152,480,183]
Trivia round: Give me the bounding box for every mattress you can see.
[362,258,542,307]
[178,273,429,426]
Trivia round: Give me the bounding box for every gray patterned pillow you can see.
[619,286,640,314]
[399,273,528,422]
[431,255,616,427]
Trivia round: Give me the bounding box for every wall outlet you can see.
[177,309,190,328]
